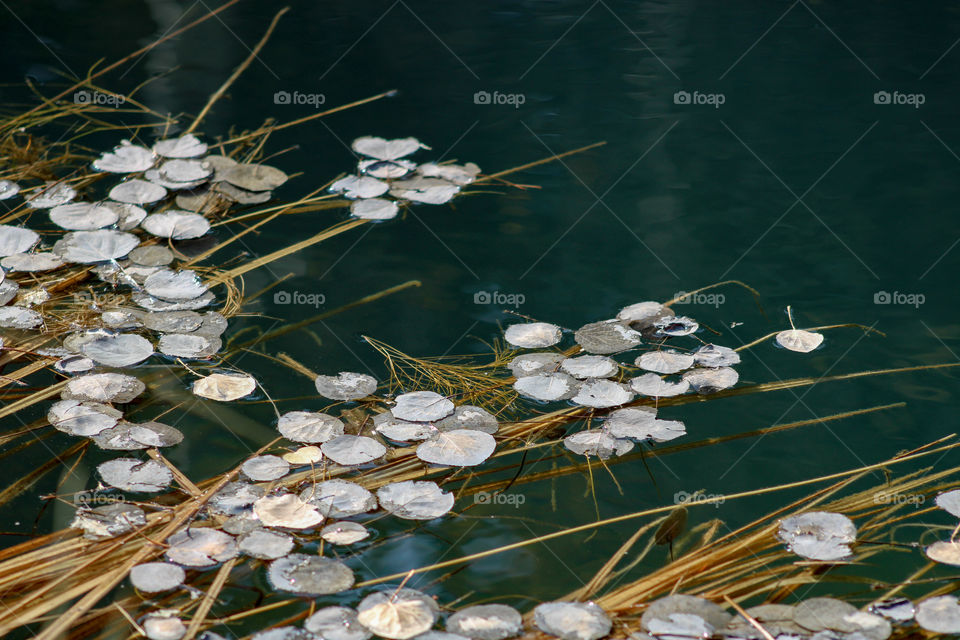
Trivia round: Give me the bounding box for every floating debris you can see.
[393,390,455,422]
[0,306,43,329]
[532,602,612,640]
[315,372,378,400]
[130,562,186,593]
[254,494,324,529]
[300,479,378,518]
[70,502,146,539]
[417,162,481,185]
[305,607,372,640]
[98,458,172,492]
[321,435,387,465]
[777,511,856,561]
[192,373,256,401]
[267,554,354,595]
[416,429,496,466]
[504,323,562,349]
[208,485,261,519]
[377,480,454,520]
[356,587,439,640]
[869,597,915,622]
[278,411,345,443]
[653,316,699,338]
[446,604,523,640]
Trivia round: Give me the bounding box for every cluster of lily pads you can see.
[330,136,482,220]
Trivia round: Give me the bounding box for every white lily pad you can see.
[446,604,523,640]
[917,596,960,634]
[82,333,154,367]
[53,229,140,263]
[92,421,184,450]
[357,588,438,640]
[71,502,146,540]
[533,602,611,640]
[416,429,496,466]
[306,607,372,640]
[237,529,295,559]
[165,527,238,567]
[417,162,481,185]
[300,479,378,517]
[563,430,633,459]
[926,540,960,566]
[777,511,856,561]
[0,180,20,200]
[1,252,65,272]
[682,367,739,393]
[142,211,211,239]
[330,175,389,199]
[105,202,149,230]
[508,353,563,377]
[0,306,42,329]
[208,482,264,516]
[575,320,642,354]
[98,458,172,492]
[109,179,167,205]
[49,202,120,230]
[629,373,690,397]
[572,379,634,408]
[278,411,345,443]
[242,455,290,481]
[130,562,185,592]
[377,480,454,520]
[158,333,219,358]
[393,390,455,422]
[0,225,40,256]
[360,158,416,179]
[375,412,438,442]
[389,176,460,204]
[935,490,960,517]
[321,520,370,545]
[693,344,741,367]
[221,163,288,191]
[62,372,145,403]
[129,244,174,266]
[514,372,578,401]
[267,554,354,595]
[653,316,699,337]
[436,405,498,434]
[283,445,323,465]
[321,435,386,465]
[561,355,619,379]
[143,612,187,640]
[27,181,76,208]
[617,301,667,327]
[48,399,121,436]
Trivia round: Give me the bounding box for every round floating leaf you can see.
[377,480,454,520]
[561,355,619,379]
[572,380,634,408]
[616,301,668,328]
[351,197,399,220]
[130,245,174,267]
[300,479,378,518]
[158,333,219,358]
[792,598,864,634]
[640,595,732,633]
[283,445,323,465]
[144,269,208,301]
[636,349,695,375]
[27,181,76,208]
[0,306,42,329]
[375,412,438,442]
[330,175,389,199]
[63,373,145,403]
[315,372,378,400]
[267,554,354,595]
[416,429,496,466]
[352,136,424,160]
[278,411,344,443]
[242,455,290,481]
[653,316,699,337]
[682,367,739,394]
[306,607,372,640]
[93,141,155,173]
[106,202,148,231]
[165,527,237,567]
[629,373,690,397]
[221,163,288,191]
[238,529,295,559]
[916,596,960,634]
[935,490,960,517]
[417,162,481,185]
[1,252,65,272]
[606,409,685,443]
[142,612,187,640]
[0,279,17,304]
[82,333,153,367]
[389,177,460,204]
[360,158,416,179]
[776,329,824,353]
[533,602,611,640]
[926,540,960,566]
[393,390,455,421]
[71,502,147,540]
[55,355,96,373]
[777,511,856,561]
[647,613,713,640]
[93,421,184,450]
[504,322,562,348]
[250,627,316,640]
[53,229,140,263]
[134,290,215,312]
[254,494,324,529]
[130,562,185,592]
[48,399,121,436]
[564,430,633,459]
[357,588,439,640]
[217,180,272,203]
[98,458,172,492]
[153,134,208,158]
[193,373,256,401]
[574,320,642,354]
[508,353,563,378]
[321,521,370,545]
[0,180,20,200]
[109,179,167,205]
[446,604,523,640]
[142,211,211,239]
[0,225,40,257]
[159,158,212,183]
[693,344,740,368]
[321,435,386,466]
[436,405,498,434]
[208,481,265,516]
[514,372,578,402]
[49,202,119,230]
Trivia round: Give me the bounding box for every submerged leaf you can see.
[377,480,454,520]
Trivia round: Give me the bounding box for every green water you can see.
[2,0,960,626]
